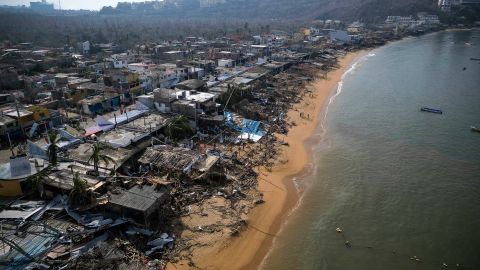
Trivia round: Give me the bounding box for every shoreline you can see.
[189,50,369,270]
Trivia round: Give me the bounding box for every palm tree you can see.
[87,142,116,174]
[69,171,96,206]
[30,173,47,198]
[164,115,194,141]
[47,130,61,167]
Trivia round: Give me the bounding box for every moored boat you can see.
[471,126,480,133]
[420,107,443,114]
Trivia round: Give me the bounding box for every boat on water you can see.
[420,107,443,114]
[471,126,480,133]
[470,58,480,61]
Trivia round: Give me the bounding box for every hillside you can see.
[0,0,466,46]
[202,0,437,21]
[99,0,439,22]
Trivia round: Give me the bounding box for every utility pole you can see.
[7,133,14,157]
[62,87,69,120]
[14,97,25,136]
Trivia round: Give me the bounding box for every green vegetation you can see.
[87,142,116,174]
[30,171,47,198]
[164,115,194,141]
[69,171,96,206]
[2,0,473,47]
[47,130,60,167]
[218,84,250,110]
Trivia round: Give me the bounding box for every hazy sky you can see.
[0,0,151,10]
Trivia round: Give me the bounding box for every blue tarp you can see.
[58,128,77,141]
[224,111,264,137]
[28,140,47,159]
[242,119,263,136]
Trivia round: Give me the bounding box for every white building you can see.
[218,59,234,68]
[82,41,90,55]
[438,0,452,11]
[200,0,226,8]
[113,59,128,69]
[385,16,416,27]
[418,14,441,25]
[111,53,131,69]
[128,63,156,73]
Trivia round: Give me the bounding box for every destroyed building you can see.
[138,146,223,182]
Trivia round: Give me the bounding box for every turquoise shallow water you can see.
[262,30,480,270]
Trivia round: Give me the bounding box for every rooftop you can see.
[108,184,167,213]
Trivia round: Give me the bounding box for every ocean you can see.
[261,29,480,270]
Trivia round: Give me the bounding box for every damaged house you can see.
[138,146,224,182]
[106,184,169,227]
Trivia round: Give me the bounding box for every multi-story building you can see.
[30,0,54,12]
[385,16,416,27]
[418,14,441,25]
[438,0,452,11]
[440,0,480,11]
[199,0,226,8]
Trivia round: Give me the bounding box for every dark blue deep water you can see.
[262,30,480,270]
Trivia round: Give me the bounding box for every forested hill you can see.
[99,0,439,22]
[0,0,470,47]
[199,0,438,22]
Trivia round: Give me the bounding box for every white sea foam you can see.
[260,52,375,270]
[320,53,375,132]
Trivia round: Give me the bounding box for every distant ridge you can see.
[99,0,439,22]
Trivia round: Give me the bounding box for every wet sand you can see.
[168,51,367,270]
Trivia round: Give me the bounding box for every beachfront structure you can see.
[0,155,48,196]
[106,184,169,226]
[418,14,441,25]
[385,16,416,27]
[439,0,480,11]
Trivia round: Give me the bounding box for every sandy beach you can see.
[168,50,367,270]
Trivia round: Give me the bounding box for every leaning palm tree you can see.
[164,115,194,141]
[69,171,96,206]
[47,130,61,167]
[87,142,116,174]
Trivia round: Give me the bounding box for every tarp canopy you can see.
[84,125,103,137]
[224,111,264,136]
[85,106,149,136]
[108,109,145,126]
